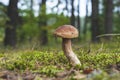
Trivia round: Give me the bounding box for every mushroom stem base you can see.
[62,38,81,66]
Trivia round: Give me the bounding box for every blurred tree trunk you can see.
[77,0,80,38]
[118,0,120,16]
[30,0,35,19]
[65,0,70,17]
[83,0,89,40]
[39,0,48,45]
[30,0,33,11]
[4,0,19,47]
[104,0,113,40]
[65,0,68,14]
[91,0,99,42]
[70,0,75,26]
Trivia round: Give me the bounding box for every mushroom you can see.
[54,25,81,66]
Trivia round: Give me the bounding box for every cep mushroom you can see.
[54,25,81,66]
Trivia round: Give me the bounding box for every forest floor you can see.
[0,40,120,80]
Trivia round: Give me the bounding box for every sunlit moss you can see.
[0,41,120,77]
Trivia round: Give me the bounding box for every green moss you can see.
[0,42,120,77]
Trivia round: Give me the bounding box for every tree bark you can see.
[104,0,113,40]
[91,0,99,42]
[65,0,70,17]
[77,0,80,38]
[39,0,48,45]
[70,0,75,26]
[30,0,33,11]
[4,0,19,47]
[83,0,89,39]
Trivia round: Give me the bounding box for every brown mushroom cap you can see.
[54,25,78,38]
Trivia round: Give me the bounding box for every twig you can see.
[96,34,120,38]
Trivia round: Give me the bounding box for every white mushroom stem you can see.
[62,38,81,66]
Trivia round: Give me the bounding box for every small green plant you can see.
[38,65,63,77]
[0,41,120,79]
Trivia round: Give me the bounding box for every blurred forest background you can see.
[0,0,120,47]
